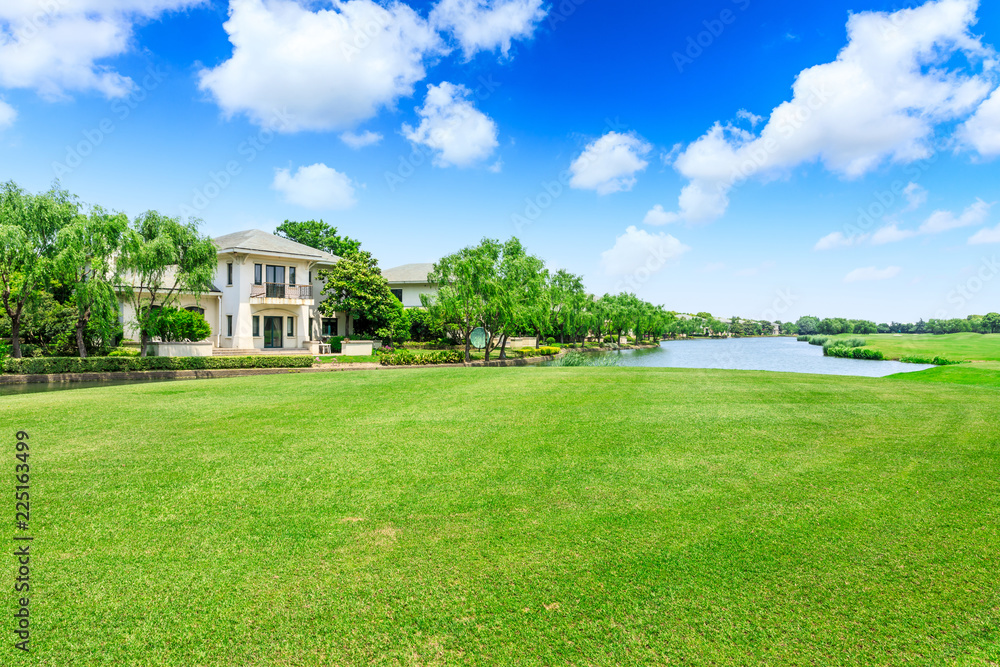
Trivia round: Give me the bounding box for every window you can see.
[254,264,262,285]
[308,270,312,283]
[322,318,338,338]
[287,317,295,337]
[252,316,260,337]
[227,262,233,286]
[391,289,403,303]
[185,306,204,316]
[289,267,296,286]
[226,315,233,337]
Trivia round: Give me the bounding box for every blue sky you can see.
[3,0,1000,322]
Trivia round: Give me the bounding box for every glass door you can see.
[265,265,286,298]
[263,316,283,348]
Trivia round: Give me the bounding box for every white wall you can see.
[392,283,438,309]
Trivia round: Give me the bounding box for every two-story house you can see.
[119,229,355,352]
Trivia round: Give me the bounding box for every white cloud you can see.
[199,0,443,132]
[814,231,869,250]
[402,81,499,167]
[870,224,918,245]
[958,87,1000,157]
[662,0,993,224]
[844,266,902,283]
[0,1,200,100]
[601,226,690,275]
[0,101,16,130]
[488,157,504,173]
[272,163,357,210]
[735,109,762,127]
[340,130,383,149]
[918,198,992,233]
[902,182,928,212]
[430,0,546,59]
[968,224,1000,244]
[643,204,677,226]
[570,132,652,196]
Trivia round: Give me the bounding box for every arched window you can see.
[185,306,205,316]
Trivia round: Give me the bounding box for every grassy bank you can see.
[4,367,1000,665]
[830,332,1000,362]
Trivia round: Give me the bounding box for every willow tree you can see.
[55,207,130,357]
[117,212,217,356]
[0,183,76,358]
[423,242,494,363]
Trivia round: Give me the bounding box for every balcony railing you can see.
[250,283,313,299]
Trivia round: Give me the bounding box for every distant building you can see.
[382,263,438,309]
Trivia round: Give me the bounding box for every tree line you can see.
[793,314,1000,336]
[0,182,217,358]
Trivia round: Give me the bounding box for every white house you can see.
[382,263,438,309]
[120,229,357,352]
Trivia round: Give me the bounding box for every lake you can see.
[578,337,935,377]
[0,377,181,397]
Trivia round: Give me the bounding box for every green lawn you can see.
[4,367,1000,665]
[833,332,1000,362]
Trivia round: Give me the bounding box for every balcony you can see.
[250,282,313,304]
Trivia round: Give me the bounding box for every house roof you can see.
[382,263,435,284]
[213,229,340,264]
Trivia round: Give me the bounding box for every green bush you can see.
[327,336,345,353]
[796,335,811,342]
[548,351,620,367]
[144,307,212,342]
[900,355,963,366]
[822,337,867,352]
[107,347,140,358]
[808,335,831,346]
[824,346,885,361]
[545,337,556,346]
[377,349,465,366]
[603,335,614,344]
[2,355,314,375]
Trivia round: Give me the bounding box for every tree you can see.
[796,316,820,336]
[317,253,400,342]
[55,206,130,357]
[983,312,1000,334]
[423,241,496,362]
[117,212,217,356]
[275,220,361,258]
[0,182,77,357]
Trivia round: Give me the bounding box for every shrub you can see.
[2,355,314,375]
[326,336,345,353]
[900,355,963,366]
[824,346,885,360]
[107,347,140,358]
[796,335,810,342]
[549,351,620,367]
[808,335,831,346]
[144,307,212,342]
[377,349,465,366]
[603,335,614,344]
[538,346,561,356]
[545,337,556,345]
[822,337,867,352]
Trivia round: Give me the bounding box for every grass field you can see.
[4,366,1000,665]
[831,332,1000,362]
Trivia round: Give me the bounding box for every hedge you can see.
[2,355,315,375]
[824,346,885,361]
[900,355,963,366]
[378,349,465,366]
